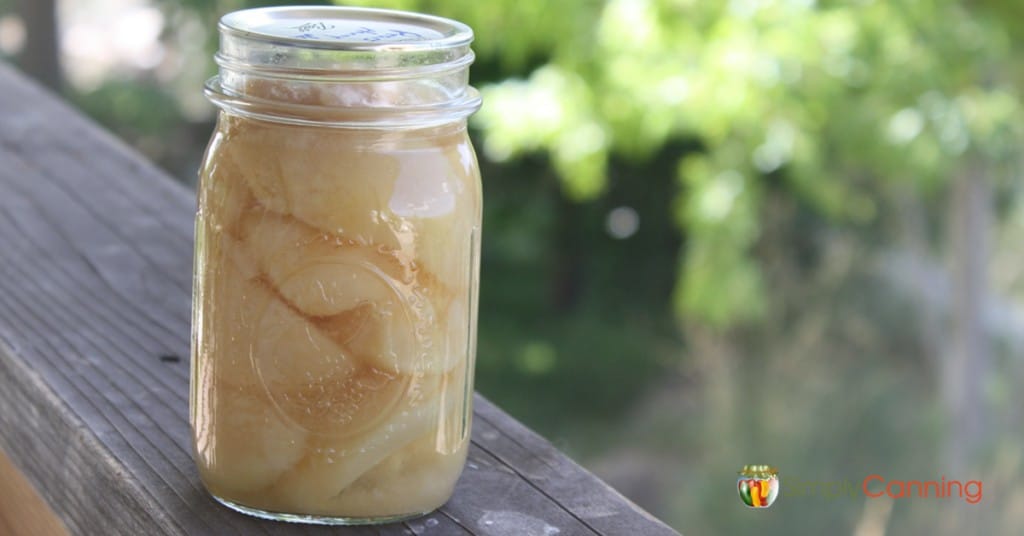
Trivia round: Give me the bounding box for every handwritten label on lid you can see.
[252,19,443,43]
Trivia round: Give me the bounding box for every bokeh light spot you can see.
[606,206,640,239]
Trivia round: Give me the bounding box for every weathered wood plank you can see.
[0,61,679,536]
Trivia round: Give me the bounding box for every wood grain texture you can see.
[0,61,679,536]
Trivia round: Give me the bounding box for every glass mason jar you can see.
[189,6,481,525]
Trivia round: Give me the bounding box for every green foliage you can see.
[73,78,181,135]
[470,151,681,435]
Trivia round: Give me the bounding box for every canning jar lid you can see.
[219,6,473,52]
[214,6,475,79]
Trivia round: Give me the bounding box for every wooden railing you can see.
[0,62,679,536]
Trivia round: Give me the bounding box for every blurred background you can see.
[3,0,1024,533]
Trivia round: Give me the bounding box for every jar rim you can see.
[219,6,474,53]
[213,47,476,83]
[204,76,482,129]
